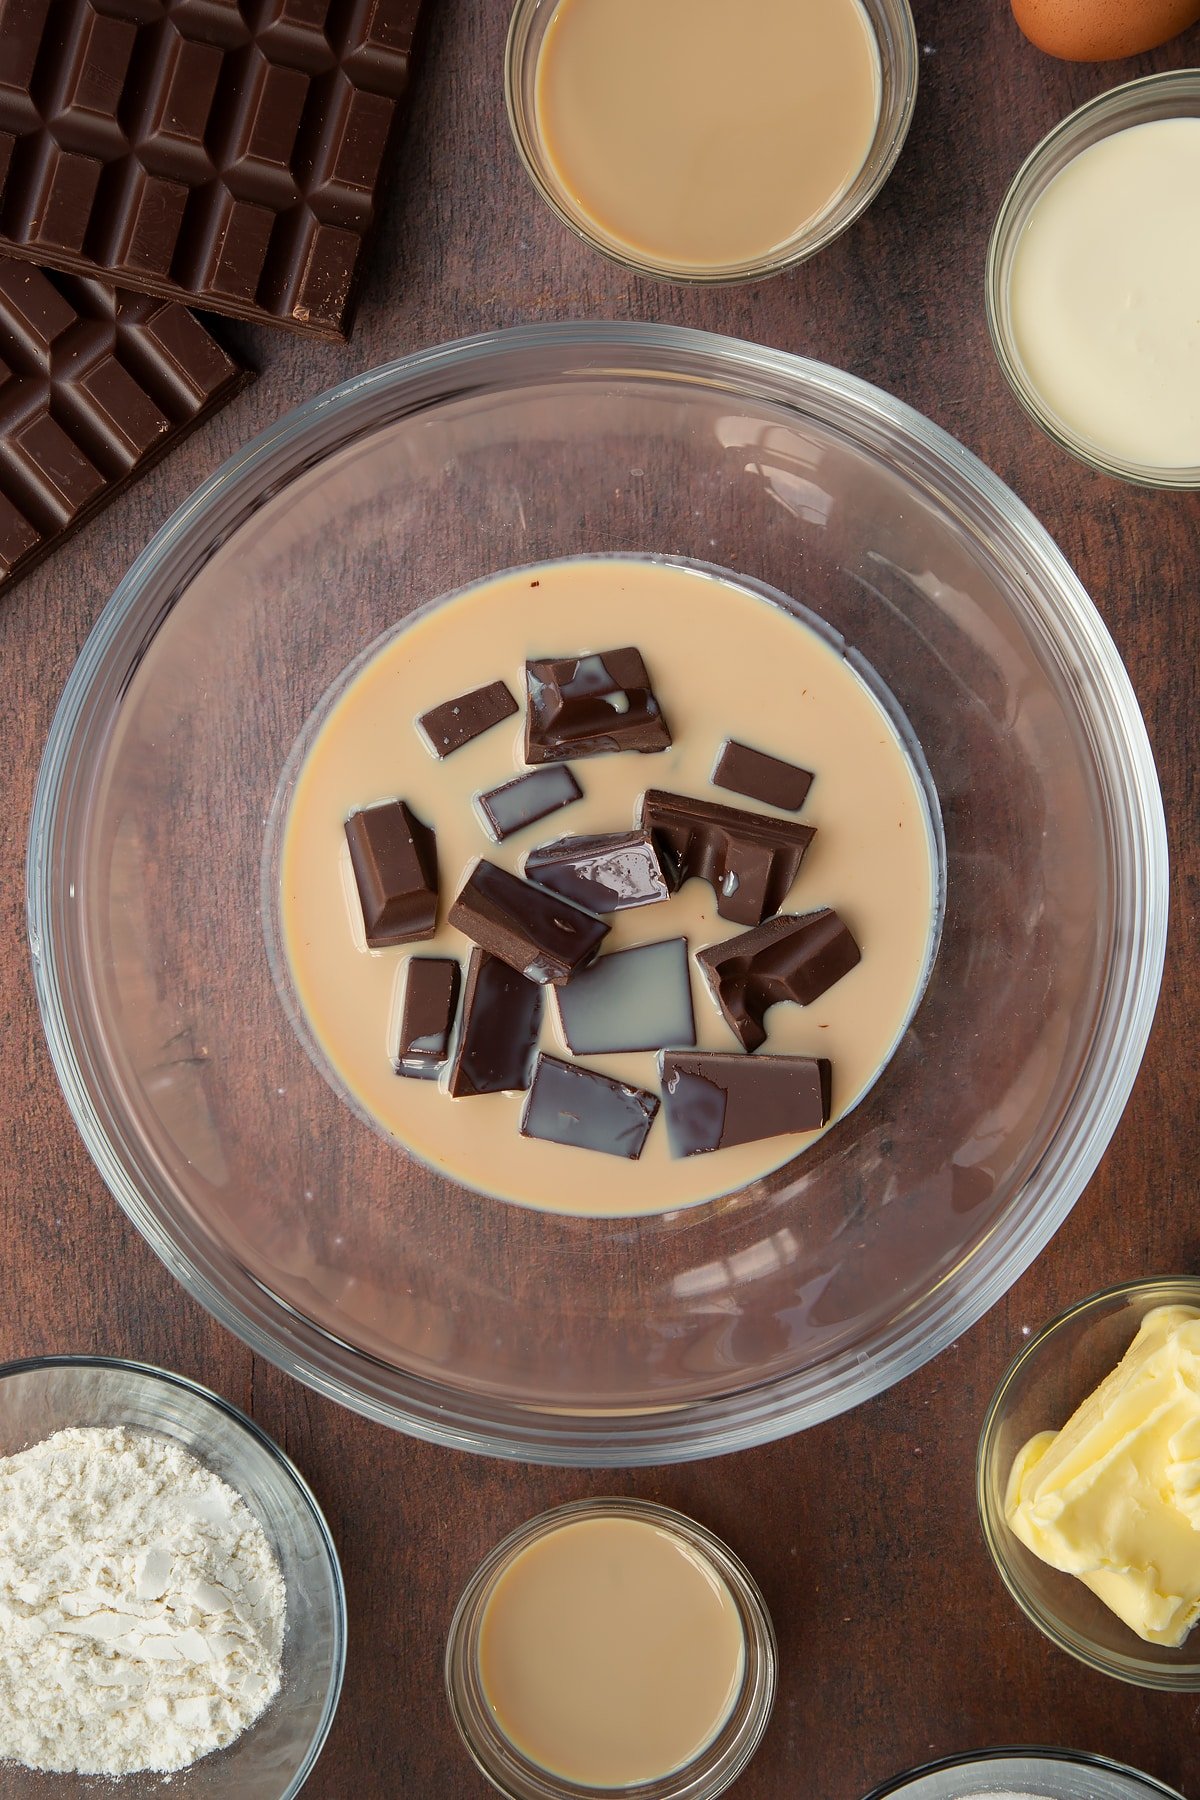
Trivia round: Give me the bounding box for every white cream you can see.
[1009,117,1200,470]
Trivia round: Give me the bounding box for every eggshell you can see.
[1011,0,1200,59]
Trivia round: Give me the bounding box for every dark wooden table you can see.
[3,2,1199,1795]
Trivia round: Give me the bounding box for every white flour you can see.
[0,1426,286,1776]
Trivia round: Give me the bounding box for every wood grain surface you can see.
[2,2,1199,1796]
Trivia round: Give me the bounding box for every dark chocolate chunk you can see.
[448,860,609,985]
[523,832,670,913]
[553,939,695,1056]
[417,681,518,758]
[640,790,815,926]
[712,740,814,812]
[345,800,437,949]
[660,1052,831,1155]
[696,910,862,1052]
[520,1055,659,1159]
[0,259,248,593]
[395,957,460,1080]
[525,647,671,762]
[447,950,542,1097]
[0,0,427,339]
[476,766,583,843]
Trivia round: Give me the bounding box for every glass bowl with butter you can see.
[978,1277,1200,1689]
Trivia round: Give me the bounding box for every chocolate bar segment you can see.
[417,680,518,758]
[640,789,815,926]
[0,259,248,591]
[345,800,437,948]
[520,1055,659,1160]
[395,957,460,1080]
[712,740,814,812]
[448,859,609,985]
[476,766,583,843]
[660,1052,831,1155]
[0,0,426,339]
[696,910,862,1051]
[553,938,695,1056]
[525,647,671,762]
[523,832,670,913]
[447,949,542,1097]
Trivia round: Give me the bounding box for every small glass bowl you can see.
[977,1276,1200,1690]
[445,1498,777,1799]
[861,1746,1186,1799]
[504,0,918,283]
[986,71,1200,489]
[0,1356,346,1797]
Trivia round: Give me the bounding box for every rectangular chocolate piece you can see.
[395,957,460,1080]
[660,1052,832,1156]
[696,910,862,1052]
[712,740,814,812]
[640,790,815,927]
[0,0,426,339]
[417,681,518,758]
[476,766,583,843]
[448,860,609,985]
[0,259,248,592]
[447,949,542,1097]
[523,832,670,913]
[525,647,672,762]
[553,938,695,1056]
[345,800,437,948]
[520,1055,659,1160]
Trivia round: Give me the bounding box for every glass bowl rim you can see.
[0,1352,347,1794]
[26,319,1169,1464]
[985,68,1200,490]
[976,1275,1200,1690]
[861,1743,1187,1799]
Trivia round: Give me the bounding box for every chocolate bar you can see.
[0,259,248,591]
[476,766,582,843]
[0,0,425,339]
[660,1051,831,1155]
[712,740,814,813]
[523,831,670,913]
[345,800,437,948]
[640,789,815,926]
[696,910,861,1052]
[394,957,460,1080]
[447,950,542,1097]
[553,938,695,1056]
[525,647,671,762]
[416,681,518,758]
[448,859,609,985]
[520,1055,659,1159]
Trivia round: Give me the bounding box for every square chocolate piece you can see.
[520,1055,659,1160]
[345,800,438,948]
[525,647,671,762]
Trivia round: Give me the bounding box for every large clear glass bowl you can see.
[27,323,1166,1465]
[861,1747,1184,1799]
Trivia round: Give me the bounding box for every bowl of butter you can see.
[978,1276,1200,1689]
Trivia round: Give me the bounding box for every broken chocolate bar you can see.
[640,790,815,926]
[553,939,695,1056]
[520,1055,659,1159]
[712,740,814,813]
[448,860,609,985]
[395,957,460,1080]
[660,1052,832,1155]
[476,766,583,843]
[447,949,542,1097]
[523,831,670,913]
[345,800,437,948]
[696,910,862,1052]
[525,647,672,762]
[416,681,518,758]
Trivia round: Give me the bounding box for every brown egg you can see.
[1012,0,1200,59]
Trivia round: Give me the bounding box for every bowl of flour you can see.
[0,1356,344,1797]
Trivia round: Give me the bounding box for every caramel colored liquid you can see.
[534,0,881,269]
[478,1517,746,1788]
[276,558,938,1216]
